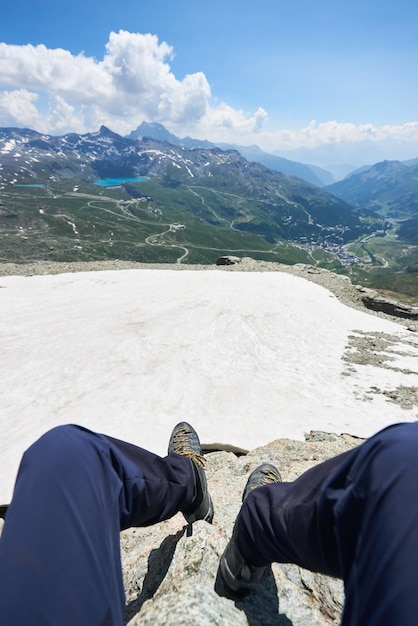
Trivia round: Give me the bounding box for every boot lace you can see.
[171,426,205,468]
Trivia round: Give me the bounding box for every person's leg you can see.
[0,423,209,626]
[120,420,214,528]
[220,445,356,596]
[220,422,418,626]
[334,422,418,626]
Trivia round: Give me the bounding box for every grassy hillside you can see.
[344,228,418,297]
[0,177,323,266]
[1,124,417,299]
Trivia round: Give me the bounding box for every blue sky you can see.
[1,0,418,165]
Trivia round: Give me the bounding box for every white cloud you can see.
[46,95,85,134]
[0,43,109,104]
[0,31,263,138]
[0,32,416,163]
[0,89,42,128]
[171,103,268,144]
[258,120,418,152]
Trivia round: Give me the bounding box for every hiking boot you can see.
[242,463,282,501]
[218,462,281,598]
[168,421,214,524]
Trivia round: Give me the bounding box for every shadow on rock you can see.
[215,564,294,626]
[124,527,186,624]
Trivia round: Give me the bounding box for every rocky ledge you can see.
[121,432,362,625]
[355,286,418,321]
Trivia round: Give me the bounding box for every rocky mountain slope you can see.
[325,159,418,220]
[0,125,372,267]
[0,126,342,214]
[1,126,417,298]
[127,122,334,187]
[324,160,418,293]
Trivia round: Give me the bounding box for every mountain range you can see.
[127,122,335,187]
[0,124,417,297]
[326,159,418,248]
[326,160,418,220]
[0,125,366,247]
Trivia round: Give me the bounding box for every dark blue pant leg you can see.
[235,422,418,626]
[104,433,195,530]
[335,422,418,626]
[0,425,195,626]
[234,448,356,574]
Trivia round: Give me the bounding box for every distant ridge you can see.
[127,122,334,187]
[0,124,369,269]
[2,124,417,298]
[325,159,418,219]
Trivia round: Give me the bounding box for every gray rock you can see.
[216,256,242,266]
[304,431,338,442]
[122,435,360,625]
[356,286,418,321]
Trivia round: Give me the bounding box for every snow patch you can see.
[0,269,417,501]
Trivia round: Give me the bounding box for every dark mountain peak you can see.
[95,125,124,140]
[138,122,169,134]
[125,122,333,186]
[128,122,180,145]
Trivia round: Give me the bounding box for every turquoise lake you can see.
[15,184,45,188]
[94,177,148,187]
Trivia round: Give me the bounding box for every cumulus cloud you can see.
[46,95,85,133]
[260,120,418,151]
[0,32,416,161]
[0,31,264,138]
[0,89,42,128]
[0,43,109,104]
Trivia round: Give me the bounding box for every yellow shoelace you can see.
[248,467,280,492]
[171,428,205,468]
[261,468,280,484]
